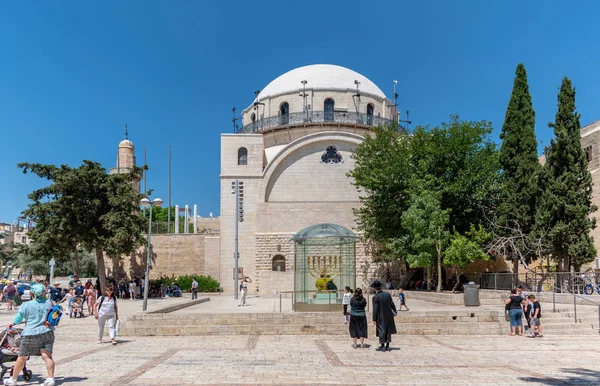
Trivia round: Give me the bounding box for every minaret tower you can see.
[109,123,136,175]
[109,123,139,191]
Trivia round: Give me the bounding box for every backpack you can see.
[5,286,16,295]
[326,280,337,291]
[46,302,63,327]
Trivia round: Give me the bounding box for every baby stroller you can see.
[0,327,32,381]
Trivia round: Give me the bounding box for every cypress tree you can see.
[497,63,539,274]
[537,77,596,274]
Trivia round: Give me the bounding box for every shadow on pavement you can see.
[520,368,600,385]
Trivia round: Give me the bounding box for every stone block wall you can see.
[106,234,220,282]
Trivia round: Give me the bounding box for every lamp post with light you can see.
[140,196,163,311]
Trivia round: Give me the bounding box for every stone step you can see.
[119,321,503,336]
[128,311,499,325]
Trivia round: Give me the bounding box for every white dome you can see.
[257,64,386,100]
[119,139,134,149]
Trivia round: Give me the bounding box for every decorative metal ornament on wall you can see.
[321,145,342,164]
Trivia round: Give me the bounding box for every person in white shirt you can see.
[342,286,353,324]
[238,276,252,307]
[191,279,198,300]
[94,287,119,345]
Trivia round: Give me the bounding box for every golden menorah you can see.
[307,255,342,280]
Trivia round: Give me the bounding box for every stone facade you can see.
[107,234,220,281]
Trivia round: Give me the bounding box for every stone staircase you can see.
[533,308,599,336]
[119,310,503,336]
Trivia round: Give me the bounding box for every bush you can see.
[150,274,220,293]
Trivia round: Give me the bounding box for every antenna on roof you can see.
[353,80,361,115]
[253,90,265,132]
[392,80,399,123]
[125,123,129,140]
[399,110,412,132]
[231,107,243,133]
[300,80,308,122]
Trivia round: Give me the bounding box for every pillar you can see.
[175,205,180,234]
[184,205,189,234]
[193,204,198,234]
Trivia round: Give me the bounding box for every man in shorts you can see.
[4,284,56,386]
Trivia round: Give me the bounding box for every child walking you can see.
[398,288,409,311]
[527,295,543,338]
[342,286,353,324]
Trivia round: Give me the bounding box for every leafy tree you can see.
[350,117,500,284]
[401,187,450,291]
[445,225,491,285]
[19,161,146,292]
[495,63,540,275]
[536,78,596,274]
[348,126,413,259]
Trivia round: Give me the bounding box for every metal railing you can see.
[480,271,599,333]
[237,111,399,134]
[480,271,599,293]
[277,289,372,313]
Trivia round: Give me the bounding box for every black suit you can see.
[372,290,397,344]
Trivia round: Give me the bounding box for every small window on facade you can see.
[238,147,248,165]
[251,113,256,122]
[366,103,374,125]
[272,255,286,271]
[280,102,289,125]
[321,145,342,164]
[586,146,593,163]
[324,98,335,122]
[21,236,26,244]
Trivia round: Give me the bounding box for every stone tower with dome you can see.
[220,64,398,294]
[109,126,140,192]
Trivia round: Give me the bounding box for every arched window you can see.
[238,147,248,165]
[272,255,286,272]
[324,98,334,122]
[280,102,289,125]
[367,103,374,125]
[251,113,256,122]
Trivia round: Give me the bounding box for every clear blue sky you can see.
[1,1,599,223]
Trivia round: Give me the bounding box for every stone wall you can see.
[106,234,221,282]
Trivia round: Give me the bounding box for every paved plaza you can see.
[0,296,597,385]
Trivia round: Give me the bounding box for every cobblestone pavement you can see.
[0,298,598,385]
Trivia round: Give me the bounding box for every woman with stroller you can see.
[95,286,119,345]
[3,284,56,386]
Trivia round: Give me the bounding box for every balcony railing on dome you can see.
[237,110,400,134]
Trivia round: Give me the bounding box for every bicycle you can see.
[581,274,600,295]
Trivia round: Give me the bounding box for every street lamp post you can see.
[49,258,56,285]
[140,197,163,311]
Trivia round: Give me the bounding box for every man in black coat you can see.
[372,280,397,351]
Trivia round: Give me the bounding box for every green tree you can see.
[19,161,146,292]
[348,126,413,260]
[495,63,540,276]
[401,187,450,291]
[536,78,596,274]
[350,118,499,282]
[445,225,491,286]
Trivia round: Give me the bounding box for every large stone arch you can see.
[260,131,365,203]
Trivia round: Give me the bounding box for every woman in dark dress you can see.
[349,287,368,348]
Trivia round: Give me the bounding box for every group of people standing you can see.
[343,280,398,351]
[505,286,543,338]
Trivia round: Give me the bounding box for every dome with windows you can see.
[256,64,386,100]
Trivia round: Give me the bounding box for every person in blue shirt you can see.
[49,282,63,303]
[3,284,56,386]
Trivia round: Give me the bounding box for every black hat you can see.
[371,280,382,289]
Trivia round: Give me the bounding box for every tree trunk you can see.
[436,244,442,292]
[95,249,107,295]
[426,266,432,291]
[512,254,519,289]
[73,247,80,277]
